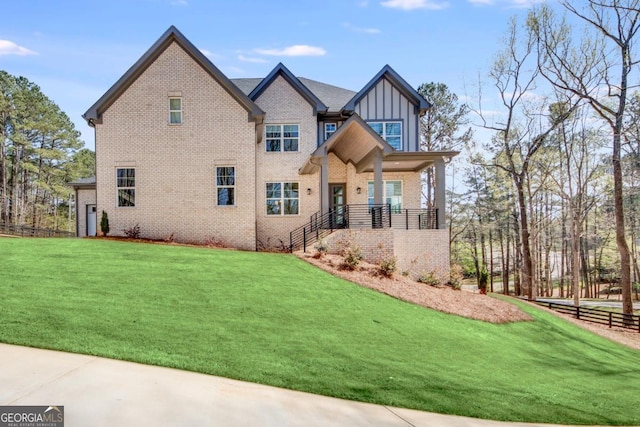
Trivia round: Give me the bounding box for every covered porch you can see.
[299,114,457,231]
[292,114,458,258]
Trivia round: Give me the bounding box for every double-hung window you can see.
[266,182,299,215]
[169,97,182,124]
[368,180,402,212]
[368,121,402,150]
[216,167,235,206]
[266,124,299,152]
[116,168,135,207]
[324,123,337,140]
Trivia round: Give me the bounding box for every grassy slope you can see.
[0,238,638,425]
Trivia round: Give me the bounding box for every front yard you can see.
[0,238,638,425]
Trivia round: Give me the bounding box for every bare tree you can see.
[530,0,640,317]
[477,16,579,301]
[542,103,605,305]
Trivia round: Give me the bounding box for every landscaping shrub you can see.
[378,257,397,278]
[478,266,489,295]
[340,243,363,270]
[418,270,441,286]
[100,211,110,236]
[313,239,328,259]
[449,264,463,290]
[122,224,141,239]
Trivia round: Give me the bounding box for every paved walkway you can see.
[0,343,612,427]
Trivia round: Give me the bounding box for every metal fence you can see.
[289,205,440,252]
[537,301,640,332]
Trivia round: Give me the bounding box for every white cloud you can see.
[238,54,268,63]
[199,49,224,60]
[343,22,381,34]
[254,45,327,57]
[467,0,494,5]
[467,0,542,7]
[0,40,37,56]
[380,0,449,10]
[170,0,188,5]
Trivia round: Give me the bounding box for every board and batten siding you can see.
[353,77,420,152]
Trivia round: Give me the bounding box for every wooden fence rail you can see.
[0,222,74,238]
[537,301,640,333]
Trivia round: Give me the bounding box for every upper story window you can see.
[324,123,337,140]
[169,97,182,124]
[216,167,235,206]
[368,121,402,150]
[266,124,299,152]
[116,168,135,207]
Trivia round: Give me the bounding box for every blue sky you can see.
[1,0,541,150]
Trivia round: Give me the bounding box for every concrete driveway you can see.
[0,343,613,427]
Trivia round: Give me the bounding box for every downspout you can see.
[74,187,79,237]
[254,120,263,251]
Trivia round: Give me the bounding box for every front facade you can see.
[78,26,457,278]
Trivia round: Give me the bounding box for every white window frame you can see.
[265,124,299,152]
[216,166,235,206]
[169,97,182,124]
[324,123,337,140]
[368,121,402,150]
[116,168,135,207]
[367,180,403,212]
[266,182,299,216]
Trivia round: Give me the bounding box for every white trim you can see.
[367,120,402,150]
[169,97,182,124]
[265,124,300,152]
[116,167,136,208]
[265,181,300,216]
[367,179,403,211]
[215,166,236,207]
[324,123,337,141]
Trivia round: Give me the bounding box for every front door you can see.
[86,204,97,236]
[329,184,346,227]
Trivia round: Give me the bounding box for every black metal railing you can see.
[0,222,75,238]
[289,205,439,252]
[391,208,438,230]
[537,301,640,332]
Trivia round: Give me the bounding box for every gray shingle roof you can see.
[69,176,96,188]
[231,77,356,113]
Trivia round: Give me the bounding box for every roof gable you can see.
[249,63,327,115]
[343,65,430,115]
[84,26,264,124]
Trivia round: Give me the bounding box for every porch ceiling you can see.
[300,114,393,175]
[360,151,460,173]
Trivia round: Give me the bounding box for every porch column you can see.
[435,158,446,229]
[320,149,329,214]
[373,148,383,205]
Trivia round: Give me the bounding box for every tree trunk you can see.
[516,179,535,300]
[572,210,580,307]
[489,228,494,293]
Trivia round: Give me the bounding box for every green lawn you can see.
[1,238,639,425]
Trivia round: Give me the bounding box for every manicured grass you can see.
[1,238,639,425]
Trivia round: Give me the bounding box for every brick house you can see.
[73,26,457,279]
